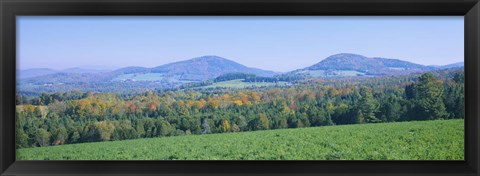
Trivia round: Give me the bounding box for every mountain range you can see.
[17,65,119,79]
[18,56,278,86]
[17,53,464,93]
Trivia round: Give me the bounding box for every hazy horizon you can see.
[18,53,465,73]
[17,16,464,72]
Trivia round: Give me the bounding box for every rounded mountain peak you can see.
[323,53,370,61]
[308,53,381,71]
[191,55,229,62]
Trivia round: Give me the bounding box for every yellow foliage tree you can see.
[94,121,115,141]
[221,119,231,132]
[248,91,261,103]
[258,114,270,130]
[209,99,220,109]
[195,99,207,110]
[23,104,35,115]
[233,100,243,106]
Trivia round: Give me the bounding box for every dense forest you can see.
[15,70,464,149]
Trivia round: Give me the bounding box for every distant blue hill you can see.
[290,53,460,77]
[150,55,277,81]
[437,62,464,69]
[17,68,57,79]
[18,65,117,79]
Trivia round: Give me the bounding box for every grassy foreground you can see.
[17,119,464,160]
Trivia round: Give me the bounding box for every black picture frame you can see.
[1,0,479,175]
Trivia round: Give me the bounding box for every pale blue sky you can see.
[17,16,464,72]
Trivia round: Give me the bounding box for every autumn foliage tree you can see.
[95,121,115,141]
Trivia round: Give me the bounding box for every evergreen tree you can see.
[357,86,380,123]
[415,73,448,120]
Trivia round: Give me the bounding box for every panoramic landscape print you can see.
[16,16,464,160]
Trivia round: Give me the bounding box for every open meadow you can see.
[201,79,289,89]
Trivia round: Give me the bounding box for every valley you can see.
[15,53,465,160]
[17,53,464,96]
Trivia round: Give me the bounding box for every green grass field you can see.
[297,70,366,77]
[202,79,289,89]
[113,73,165,81]
[17,119,464,160]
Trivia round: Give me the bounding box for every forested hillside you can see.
[15,69,464,148]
